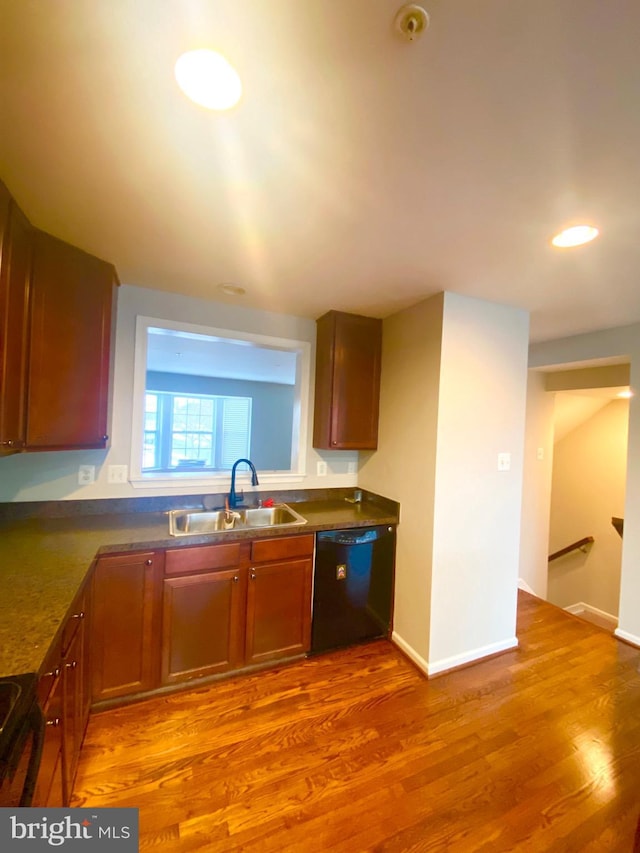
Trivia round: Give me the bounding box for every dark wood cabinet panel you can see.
[26,230,117,450]
[0,181,31,453]
[91,551,162,703]
[34,649,64,807]
[61,591,90,801]
[313,310,382,450]
[250,534,314,563]
[161,569,245,684]
[91,534,314,702]
[165,542,243,576]
[245,558,312,666]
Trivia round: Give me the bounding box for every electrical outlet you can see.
[347,461,357,474]
[317,460,327,477]
[107,464,128,484]
[537,447,545,461]
[497,452,511,472]
[78,464,96,485]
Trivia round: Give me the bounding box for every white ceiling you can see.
[1,0,639,343]
[146,327,297,384]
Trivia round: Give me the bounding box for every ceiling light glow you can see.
[551,225,599,248]
[617,390,633,399]
[175,49,242,110]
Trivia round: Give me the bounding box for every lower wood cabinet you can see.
[91,551,163,703]
[61,591,91,798]
[161,568,246,683]
[88,534,314,705]
[34,585,91,806]
[34,651,64,806]
[161,534,314,687]
[246,550,313,666]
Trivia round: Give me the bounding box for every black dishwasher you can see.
[311,525,395,654]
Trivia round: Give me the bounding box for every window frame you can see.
[129,315,310,489]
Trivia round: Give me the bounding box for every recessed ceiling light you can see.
[174,49,242,110]
[217,283,246,297]
[551,225,599,248]
[617,389,633,399]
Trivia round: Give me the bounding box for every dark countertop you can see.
[0,494,398,679]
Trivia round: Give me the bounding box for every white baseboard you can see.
[518,578,537,595]
[392,631,518,677]
[614,627,640,648]
[391,631,429,675]
[565,602,618,630]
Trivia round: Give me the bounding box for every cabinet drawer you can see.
[251,534,314,563]
[165,543,243,576]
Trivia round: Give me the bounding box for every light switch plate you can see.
[317,460,327,477]
[497,452,511,472]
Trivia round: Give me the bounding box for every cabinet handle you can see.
[233,575,239,583]
[43,667,61,679]
[72,611,85,620]
[65,660,78,670]
[102,435,109,441]
[46,717,61,728]
[145,559,153,566]
[250,571,256,580]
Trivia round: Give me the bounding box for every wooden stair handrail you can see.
[548,536,594,563]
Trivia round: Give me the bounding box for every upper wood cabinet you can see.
[0,180,31,454]
[26,230,118,450]
[0,179,119,453]
[313,310,382,450]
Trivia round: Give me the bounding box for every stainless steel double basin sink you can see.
[169,503,307,537]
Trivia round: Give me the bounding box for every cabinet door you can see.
[61,599,90,801]
[313,310,382,450]
[34,667,64,807]
[161,569,246,684]
[26,230,116,450]
[91,552,162,703]
[245,558,312,666]
[0,183,30,453]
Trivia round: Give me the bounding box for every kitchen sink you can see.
[169,503,307,536]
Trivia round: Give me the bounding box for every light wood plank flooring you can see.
[72,592,640,851]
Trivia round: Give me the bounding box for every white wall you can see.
[547,400,628,617]
[529,322,640,647]
[359,293,444,668]
[518,370,555,597]
[429,293,529,670]
[360,291,530,675]
[0,284,358,501]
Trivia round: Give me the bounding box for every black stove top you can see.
[0,673,37,757]
[0,673,43,806]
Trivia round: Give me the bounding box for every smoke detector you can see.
[395,4,430,41]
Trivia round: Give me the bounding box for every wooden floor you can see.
[72,592,640,851]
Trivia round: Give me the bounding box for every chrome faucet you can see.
[229,458,259,508]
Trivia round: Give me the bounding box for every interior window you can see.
[143,392,252,472]
[130,317,310,487]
